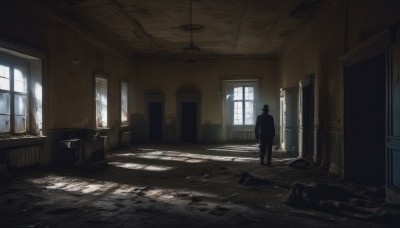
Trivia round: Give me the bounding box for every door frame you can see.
[386,28,400,204]
[145,94,165,143]
[341,29,391,181]
[298,75,314,162]
[177,93,201,143]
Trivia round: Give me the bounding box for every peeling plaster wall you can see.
[0,1,136,160]
[280,0,400,176]
[135,60,279,143]
[281,2,346,172]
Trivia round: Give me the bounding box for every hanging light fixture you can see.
[182,0,200,62]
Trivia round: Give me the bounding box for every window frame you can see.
[94,72,109,129]
[120,79,129,127]
[222,79,259,140]
[232,85,255,126]
[0,55,30,134]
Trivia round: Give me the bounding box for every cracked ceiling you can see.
[37,0,325,61]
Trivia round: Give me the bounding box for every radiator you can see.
[230,131,255,141]
[1,144,43,169]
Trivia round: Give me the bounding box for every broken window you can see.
[121,81,129,126]
[0,62,28,133]
[95,75,108,128]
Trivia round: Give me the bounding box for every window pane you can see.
[233,87,243,100]
[0,92,10,114]
[0,114,10,133]
[14,68,27,93]
[245,101,254,125]
[96,77,108,128]
[245,87,254,100]
[14,115,26,133]
[14,94,26,115]
[121,82,128,125]
[0,65,10,91]
[233,101,243,125]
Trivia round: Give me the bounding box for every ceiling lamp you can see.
[183,0,200,62]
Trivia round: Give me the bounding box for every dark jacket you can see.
[255,114,275,141]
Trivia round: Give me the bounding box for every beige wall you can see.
[135,59,279,142]
[0,1,136,150]
[279,0,400,175]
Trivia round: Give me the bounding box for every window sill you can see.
[96,128,111,135]
[120,125,131,131]
[230,125,255,131]
[0,135,47,149]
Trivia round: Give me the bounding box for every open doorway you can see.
[344,53,386,185]
[181,102,198,143]
[280,87,297,152]
[299,76,314,162]
[148,102,163,142]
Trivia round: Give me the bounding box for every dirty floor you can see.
[0,144,394,227]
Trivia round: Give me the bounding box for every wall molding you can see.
[340,29,391,66]
[328,126,343,134]
[280,0,343,58]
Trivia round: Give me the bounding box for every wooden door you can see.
[181,102,197,143]
[148,102,162,142]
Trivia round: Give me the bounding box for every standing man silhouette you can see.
[255,104,275,166]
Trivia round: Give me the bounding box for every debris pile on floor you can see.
[235,172,272,186]
[288,158,311,169]
[286,182,400,225]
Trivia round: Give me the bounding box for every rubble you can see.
[287,182,400,225]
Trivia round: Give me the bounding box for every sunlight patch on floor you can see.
[207,145,258,153]
[113,153,204,163]
[109,161,174,171]
[31,176,121,196]
[134,150,258,163]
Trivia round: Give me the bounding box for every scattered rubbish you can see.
[16,223,41,228]
[191,196,201,203]
[173,192,201,203]
[133,186,152,192]
[265,204,274,209]
[175,192,190,197]
[131,186,152,196]
[21,207,33,213]
[288,158,311,169]
[240,214,262,224]
[135,207,158,213]
[287,182,400,225]
[288,211,335,223]
[114,202,125,208]
[236,172,272,186]
[87,219,110,224]
[209,206,230,216]
[49,207,77,215]
[195,207,208,212]
[359,186,385,199]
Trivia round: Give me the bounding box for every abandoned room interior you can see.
[1,0,400,227]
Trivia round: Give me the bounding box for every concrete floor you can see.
[0,144,394,227]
